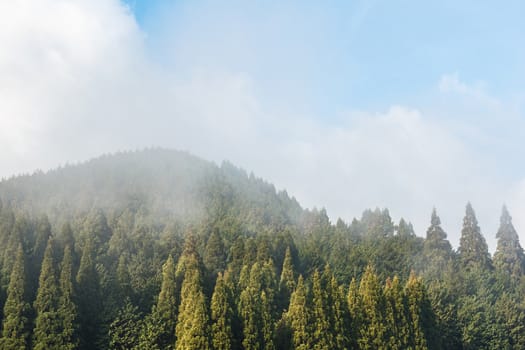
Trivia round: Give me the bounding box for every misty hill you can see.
[0,149,524,349]
[0,148,304,229]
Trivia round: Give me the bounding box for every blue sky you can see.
[1,0,525,249]
[124,0,525,113]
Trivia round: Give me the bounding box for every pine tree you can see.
[421,209,452,279]
[329,276,349,350]
[278,247,295,312]
[384,276,409,350]
[311,269,334,349]
[358,265,387,350]
[1,246,30,350]
[239,286,262,350]
[287,275,310,350]
[211,272,234,350]
[140,255,178,350]
[261,290,275,350]
[75,239,101,350]
[33,239,61,350]
[175,268,211,350]
[58,245,77,350]
[493,206,525,277]
[405,272,431,350]
[458,203,492,270]
[347,278,362,350]
[109,299,142,350]
[396,218,415,237]
[204,229,226,276]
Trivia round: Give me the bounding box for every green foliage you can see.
[57,245,77,350]
[109,300,142,350]
[0,151,524,350]
[1,246,30,350]
[175,267,211,350]
[211,272,234,350]
[33,239,61,350]
[459,203,492,270]
[493,206,525,277]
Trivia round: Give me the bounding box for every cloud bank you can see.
[1,0,524,250]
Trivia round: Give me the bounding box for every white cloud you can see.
[0,0,523,252]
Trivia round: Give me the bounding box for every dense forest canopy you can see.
[0,148,524,350]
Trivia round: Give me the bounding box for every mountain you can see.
[0,148,304,230]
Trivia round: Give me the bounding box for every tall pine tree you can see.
[58,245,77,350]
[211,272,235,350]
[493,206,525,277]
[458,203,492,270]
[1,246,30,350]
[175,267,211,350]
[33,239,61,350]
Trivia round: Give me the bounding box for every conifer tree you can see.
[140,255,178,350]
[175,268,211,350]
[358,265,387,349]
[278,247,295,311]
[347,278,362,350]
[405,272,431,350]
[239,286,262,350]
[287,275,310,350]
[204,229,226,276]
[396,218,415,237]
[329,276,350,350]
[1,246,29,350]
[211,272,234,350]
[421,209,452,279]
[33,239,61,350]
[384,276,409,350]
[109,299,142,350]
[58,245,77,350]
[458,203,492,270]
[311,269,334,349]
[261,290,275,350]
[75,239,101,350]
[493,206,525,277]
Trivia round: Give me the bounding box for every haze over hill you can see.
[2,0,525,251]
[0,148,517,254]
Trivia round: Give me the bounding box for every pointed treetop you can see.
[430,207,440,226]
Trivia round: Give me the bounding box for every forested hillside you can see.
[0,149,524,349]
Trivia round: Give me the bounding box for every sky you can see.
[1,0,525,250]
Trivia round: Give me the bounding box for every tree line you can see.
[0,197,524,350]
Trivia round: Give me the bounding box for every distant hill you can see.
[0,148,304,229]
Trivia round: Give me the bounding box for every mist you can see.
[1,0,525,251]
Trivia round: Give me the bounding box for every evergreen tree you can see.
[58,245,77,350]
[109,299,142,350]
[287,275,310,350]
[33,239,61,350]
[1,246,30,350]
[175,268,211,350]
[239,285,262,350]
[347,278,362,350]
[396,218,415,237]
[358,265,387,349]
[278,247,295,312]
[140,255,178,350]
[204,229,226,277]
[384,276,407,350]
[211,272,234,350]
[311,269,334,349]
[493,206,525,277]
[421,209,452,279]
[405,273,436,350]
[260,290,275,350]
[458,203,492,270]
[75,239,101,350]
